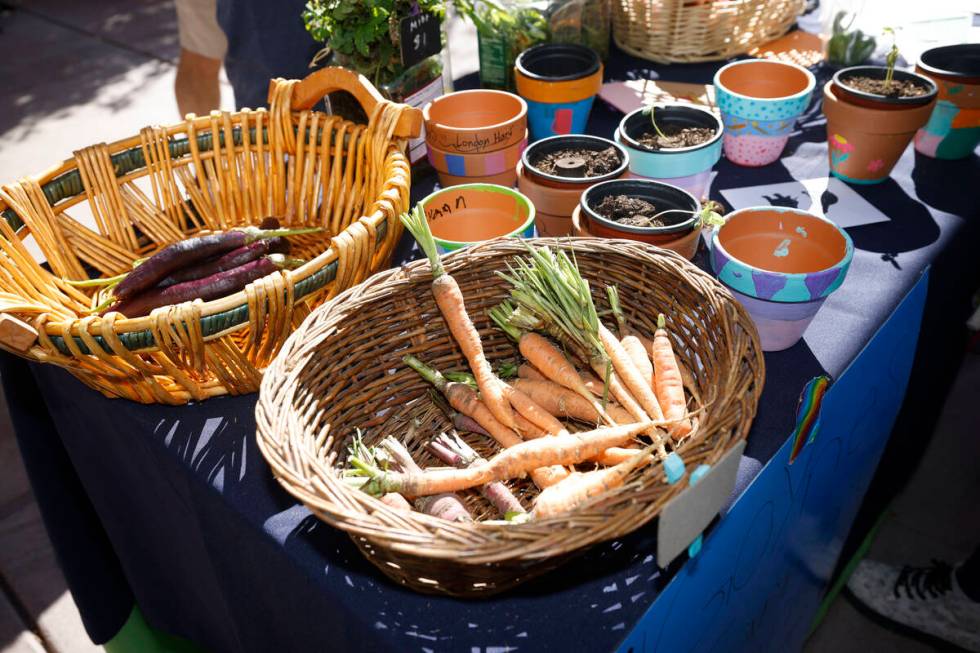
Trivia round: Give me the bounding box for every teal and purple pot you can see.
[713,60,816,167]
[614,104,723,199]
[709,207,853,351]
[514,44,603,142]
[419,183,535,253]
[914,44,980,160]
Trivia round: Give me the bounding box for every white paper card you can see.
[719,177,890,229]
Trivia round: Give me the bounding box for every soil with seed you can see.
[592,194,687,228]
[531,146,622,178]
[841,76,930,99]
[636,125,715,150]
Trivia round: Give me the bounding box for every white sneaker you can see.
[847,559,980,652]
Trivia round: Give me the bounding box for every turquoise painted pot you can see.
[713,60,815,167]
[419,183,535,253]
[709,206,853,351]
[615,104,723,198]
[515,44,603,142]
[914,44,980,160]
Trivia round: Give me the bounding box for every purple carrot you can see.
[428,390,490,437]
[158,238,289,287]
[381,436,472,523]
[112,225,321,301]
[428,433,526,516]
[106,254,301,318]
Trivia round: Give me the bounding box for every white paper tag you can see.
[404,77,444,164]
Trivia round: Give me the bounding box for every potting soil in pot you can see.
[593,195,683,227]
[531,146,621,177]
[841,77,930,98]
[636,126,715,150]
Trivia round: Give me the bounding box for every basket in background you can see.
[612,0,806,63]
[256,237,765,596]
[0,68,420,404]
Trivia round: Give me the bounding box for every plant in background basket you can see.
[826,10,876,68]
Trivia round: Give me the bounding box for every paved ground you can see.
[0,1,975,651]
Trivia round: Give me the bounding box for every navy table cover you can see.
[2,43,978,652]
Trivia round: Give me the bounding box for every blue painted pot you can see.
[615,104,723,199]
[709,206,853,351]
[713,60,815,167]
[515,44,603,142]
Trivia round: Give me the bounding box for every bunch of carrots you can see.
[68,218,323,318]
[344,204,699,522]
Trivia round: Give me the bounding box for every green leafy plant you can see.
[826,11,876,67]
[882,27,899,91]
[302,0,445,85]
[644,105,668,140]
[454,0,549,89]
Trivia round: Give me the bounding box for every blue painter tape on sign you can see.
[690,464,710,486]
[664,452,686,484]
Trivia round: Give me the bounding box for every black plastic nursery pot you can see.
[832,66,938,109]
[618,104,723,152]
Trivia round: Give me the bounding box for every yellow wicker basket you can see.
[612,0,806,63]
[0,68,420,404]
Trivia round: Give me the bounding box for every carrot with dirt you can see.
[491,301,612,425]
[349,420,659,497]
[608,285,655,391]
[530,445,656,519]
[651,314,692,437]
[380,436,473,522]
[403,355,568,489]
[400,205,516,429]
[428,432,526,517]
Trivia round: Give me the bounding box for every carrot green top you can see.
[400,204,445,278]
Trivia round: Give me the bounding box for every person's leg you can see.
[174,0,227,117]
[175,49,222,117]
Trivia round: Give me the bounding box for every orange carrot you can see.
[531,445,655,519]
[403,356,567,488]
[518,363,547,381]
[401,206,515,429]
[381,436,473,522]
[598,324,666,423]
[351,421,658,496]
[511,378,634,426]
[504,383,568,435]
[638,334,701,406]
[607,285,655,392]
[651,314,692,437]
[519,363,607,401]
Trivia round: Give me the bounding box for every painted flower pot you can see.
[578,179,702,260]
[915,44,980,160]
[823,81,937,184]
[517,135,628,237]
[615,104,723,199]
[713,60,816,166]
[426,133,527,188]
[514,44,603,142]
[831,66,938,110]
[423,90,527,155]
[709,207,854,351]
[420,183,535,253]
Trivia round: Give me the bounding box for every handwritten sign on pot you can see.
[400,11,441,69]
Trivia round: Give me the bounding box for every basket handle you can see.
[271,67,423,140]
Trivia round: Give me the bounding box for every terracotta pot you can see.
[823,81,937,184]
[709,206,854,351]
[831,66,937,110]
[713,59,815,166]
[915,44,980,159]
[517,135,628,237]
[437,169,518,189]
[514,44,603,142]
[423,90,527,155]
[419,183,535,252]
[426,132,526,188]
[577,179,702,260]
[616,104,723,199]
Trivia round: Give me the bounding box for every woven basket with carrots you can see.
[256,231,764,596]
[0,68,420,404]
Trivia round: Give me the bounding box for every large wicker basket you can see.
[613,0,806,63]
[0,68,420,404]
[256,238,764,596]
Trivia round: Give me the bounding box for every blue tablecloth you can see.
[3,42,978,653]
